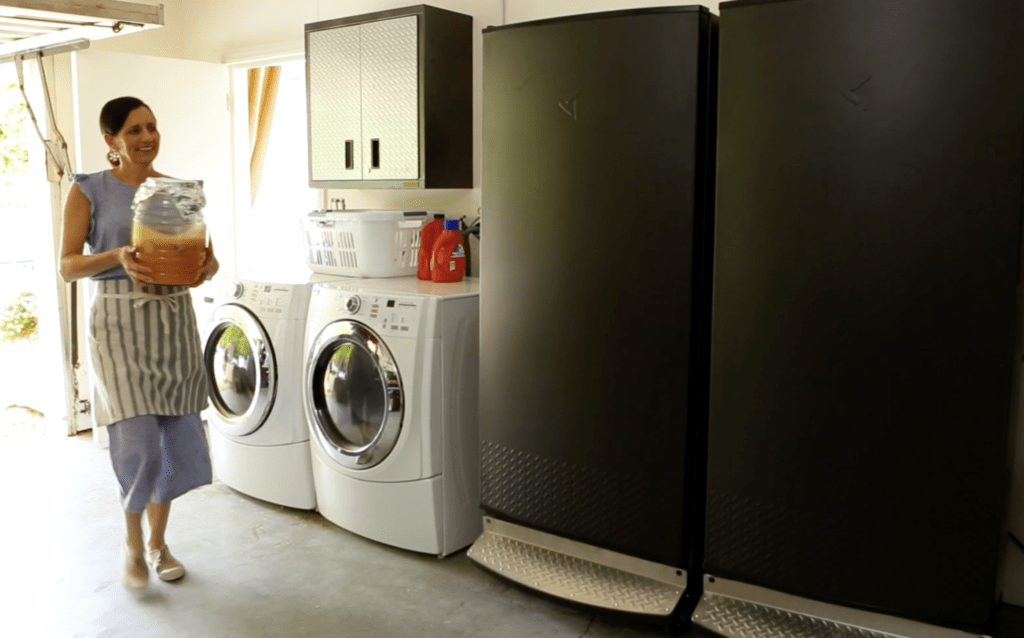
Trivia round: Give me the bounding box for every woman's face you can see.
[106,106,160,165]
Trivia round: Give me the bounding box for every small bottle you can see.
[431,219,466,283]
[417,214,445,280]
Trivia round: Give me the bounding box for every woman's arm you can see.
[59,183,152,284]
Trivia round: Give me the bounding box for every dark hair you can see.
[99,96,150,136]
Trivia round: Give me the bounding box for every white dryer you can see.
[303,277,480,556]
[201,271,332,510]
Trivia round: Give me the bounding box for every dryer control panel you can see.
[336,293,422,337]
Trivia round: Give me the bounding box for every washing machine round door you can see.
[306,320,403,469]
[203,305,276,436]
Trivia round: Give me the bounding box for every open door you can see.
[62,49,231,441]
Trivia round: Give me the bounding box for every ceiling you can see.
[0,0,163,62]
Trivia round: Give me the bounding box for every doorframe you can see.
[48,53,93,438]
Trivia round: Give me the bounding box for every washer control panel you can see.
[217,280,300,317]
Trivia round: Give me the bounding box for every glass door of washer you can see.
[204,305,277,436]
[306,320,403,469]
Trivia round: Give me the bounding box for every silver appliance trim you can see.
[203,304,276,437]
[467,516,687,617]
[305,319,403,469]
[693,575,991,638]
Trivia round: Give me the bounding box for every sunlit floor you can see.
[1,423,1022,638]
[0,430,669,638]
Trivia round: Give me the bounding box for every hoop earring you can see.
[107,149,121,166]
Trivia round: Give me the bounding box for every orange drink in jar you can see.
[131,223,208,285]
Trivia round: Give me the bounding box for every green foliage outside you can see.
[0,79,28,187]
[0,70,36,345]
[0,292,38,343]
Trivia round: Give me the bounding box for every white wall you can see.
[89,0,719,275]
[89,0,195,60]
[97,1,720,64]
[70,49,233,271]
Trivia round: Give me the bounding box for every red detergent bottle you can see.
[417,214,446,280]
[431,219,466,283]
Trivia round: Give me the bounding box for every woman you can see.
[59,96,219,590]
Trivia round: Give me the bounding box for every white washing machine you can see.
[303,276,481,556]
[201,271,335,510]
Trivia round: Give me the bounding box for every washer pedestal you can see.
[210,428,316,510]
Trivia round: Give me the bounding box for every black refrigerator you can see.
[696,0,1024,634]
[468,6,718,624]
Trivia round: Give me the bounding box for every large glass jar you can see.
[131,177,208,285]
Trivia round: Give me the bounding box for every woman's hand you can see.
[118,245,154,286]
[189,245,219,288]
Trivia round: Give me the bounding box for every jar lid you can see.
[132,177,206,225]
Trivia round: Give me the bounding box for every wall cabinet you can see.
[305,5,472,189]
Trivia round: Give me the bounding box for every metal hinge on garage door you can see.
[0,0,164,63]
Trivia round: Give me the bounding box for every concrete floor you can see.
[3,431,1022,638]
[0,432,672,638]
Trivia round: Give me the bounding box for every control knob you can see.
[345,295,361,314]
[227,282,244,299]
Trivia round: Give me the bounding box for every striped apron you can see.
[88,279,209,428]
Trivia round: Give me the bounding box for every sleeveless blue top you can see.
[74,170,136,280]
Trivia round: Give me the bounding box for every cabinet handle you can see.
[371,138,381,170]
[345,140,354,170]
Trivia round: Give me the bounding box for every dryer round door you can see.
[306,320,403,470]
[203,304,277,436]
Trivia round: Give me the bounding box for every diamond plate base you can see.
[467,517,687,617]
[693,576,990,638]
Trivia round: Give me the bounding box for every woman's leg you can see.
[125,510,146,555]
[144,500,185,581]
[108,416,163,589]
[122,510,148,589]
[146,502,171,551]
[134,414,209,582]
[147,412,211,549]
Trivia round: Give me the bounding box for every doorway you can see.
[0,60,66,440]
[232,58,317,275]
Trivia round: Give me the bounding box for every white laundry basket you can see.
[299,210,434,277]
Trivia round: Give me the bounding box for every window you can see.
[235,59,317,274]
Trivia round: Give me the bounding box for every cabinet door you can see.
[308,24,362,181]
[360,15,419,181]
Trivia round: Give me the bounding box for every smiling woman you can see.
[102,96,160,168]
[57,94,221,590]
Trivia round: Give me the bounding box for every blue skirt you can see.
[107,413,212,512]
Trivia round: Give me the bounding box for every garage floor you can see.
[2,430,1022,638]
[0,431,671,638]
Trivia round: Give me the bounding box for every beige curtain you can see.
[248,66,281,204]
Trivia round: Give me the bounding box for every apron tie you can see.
[97,288,189,333]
